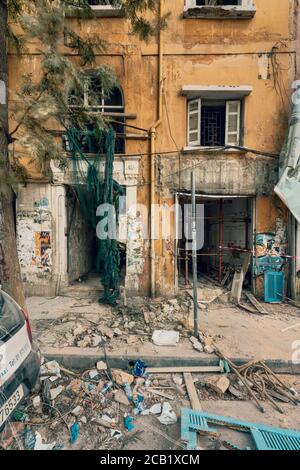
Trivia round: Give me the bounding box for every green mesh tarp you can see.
[67,127,124,305]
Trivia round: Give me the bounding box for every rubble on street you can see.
[1,356,300,451]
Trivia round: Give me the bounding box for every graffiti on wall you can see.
[254,218,287,276]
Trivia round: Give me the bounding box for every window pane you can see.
[87,76,102,107]
[0,292,24,342]
[189,113,199,132]
[228,114,238,132]
[201,103,226,146]
[189,132,199,143]
[68,89,84,107]
[227,134,238,145]
[196,1,239,5]
[228,102,239,113]
[189,101,199,113]
[104,87,123,107]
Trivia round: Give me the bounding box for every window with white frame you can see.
[184,0,256,19]
[187,98,241,147]
[69,0,124,17]
[67,75,125,154]
[87,0,117,5]
[195,0,240,5]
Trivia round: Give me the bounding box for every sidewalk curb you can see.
[41,347,300,374]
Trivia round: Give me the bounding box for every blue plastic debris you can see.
[181,408,300,451]
[133,394,144,415]
[123,382,133,401]
[24,428,36,450]
[86,382,96,392]
[101,381,113,394]
[220,359,230,374]
[133,360,147,377]
[70,421,79,444]
[124,415,135,431]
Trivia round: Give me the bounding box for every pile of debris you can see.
[0,358,181,451]
[1,354,299,451]
[33,294,203,350]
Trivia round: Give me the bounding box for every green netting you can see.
[67,127,124,305]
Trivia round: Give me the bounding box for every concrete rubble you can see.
[5,289,298,450]
[1,352,300,450]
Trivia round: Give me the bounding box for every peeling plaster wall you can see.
[16,183,68,296]
[163,153,278,196]
[9,0,296,297]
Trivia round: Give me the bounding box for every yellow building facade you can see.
[8,1,298,299]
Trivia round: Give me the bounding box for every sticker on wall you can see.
[33,231,52,269]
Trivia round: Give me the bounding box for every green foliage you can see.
[122,0,169,40]
[7,0,167,169]
[5,0,167,301]
[68,127,124,304]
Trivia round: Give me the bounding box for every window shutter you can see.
[225,100,240,146]
[187,99,201,146]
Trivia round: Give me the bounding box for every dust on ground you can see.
[28,287,300,362]
[1,358,300,451]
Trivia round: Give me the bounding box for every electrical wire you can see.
[122,145,279,188]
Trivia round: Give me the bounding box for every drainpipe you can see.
[149,0,164,298]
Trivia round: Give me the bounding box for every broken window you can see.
[88,1,112,4]
[187,98,241,147]
[195,1,240,5]
[184,0,256,19]
[68,1,124,17]
[75,1,119,5]
[66,76,125,154]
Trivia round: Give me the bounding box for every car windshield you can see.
[0,292,24,342]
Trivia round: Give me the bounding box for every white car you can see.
[0,290,40,430]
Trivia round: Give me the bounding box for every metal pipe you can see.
[218,198,223,284]
[149,0,164,298]
[191,171,199,337]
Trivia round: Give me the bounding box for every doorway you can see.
[177,194,253,289]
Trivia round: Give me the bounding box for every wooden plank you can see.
[148,366,222,374]
[231,253,252,303]
[231,271,244,303]
[237,302,257,314]
[220,269,231,287]
[242,252,252,274]
[183,372,202,411]
[147,389,174,400]
[244,291,268,314]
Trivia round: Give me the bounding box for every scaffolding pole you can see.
[191,171,199,337]
[218,198,224,284]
